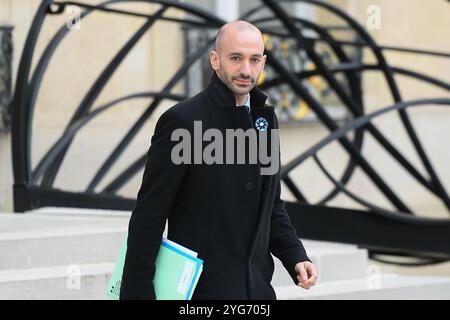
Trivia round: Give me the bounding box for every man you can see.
[120,20,317,300]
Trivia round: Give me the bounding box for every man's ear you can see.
[262,54,267,69]
[210,50,219,71]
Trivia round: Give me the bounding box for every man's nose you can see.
[240,61,251,76]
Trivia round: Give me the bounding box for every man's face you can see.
[210,29,266,97]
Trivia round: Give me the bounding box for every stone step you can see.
[3,264,450,300]
[271,240,369,286]
[0,208,373,299]
[1,210,369,282]
[275,274,450,299]
[0,262,115,300]
[0,209,129,270]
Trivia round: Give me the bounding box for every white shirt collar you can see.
[236,94,251,110]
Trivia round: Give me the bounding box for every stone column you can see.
[0,133,13,212]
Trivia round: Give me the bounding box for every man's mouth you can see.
[234,78,252,85]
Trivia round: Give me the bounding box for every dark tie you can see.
[240,105,254,128]
[239,105,250,113]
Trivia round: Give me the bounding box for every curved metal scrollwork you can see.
[11,0,450,264]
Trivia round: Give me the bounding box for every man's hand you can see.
[295,261,318,290]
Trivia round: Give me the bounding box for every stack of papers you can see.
[106,235,203,300]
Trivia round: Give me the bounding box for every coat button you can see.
[245,182,253,191]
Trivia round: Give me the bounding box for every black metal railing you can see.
[10,0,450,264]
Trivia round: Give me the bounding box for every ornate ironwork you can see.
[10,0,450,264]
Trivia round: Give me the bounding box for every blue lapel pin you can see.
[255,117,269,131]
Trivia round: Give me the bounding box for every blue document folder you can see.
[106,235,203,300]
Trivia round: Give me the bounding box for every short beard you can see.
[217,66,256,96]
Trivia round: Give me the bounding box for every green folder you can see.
[106,234,203,300]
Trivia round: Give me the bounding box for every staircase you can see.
[0,208,127,299]
[1,207,449,299]
[273,241,450,299]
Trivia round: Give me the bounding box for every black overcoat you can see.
[120,72,310,300]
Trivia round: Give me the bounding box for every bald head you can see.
[210,20,267,105]
[214,20,264,53]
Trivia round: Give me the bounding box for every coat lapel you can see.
[248,105,280,263]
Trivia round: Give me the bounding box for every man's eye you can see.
[231,57,240,61]
[252,58,260,63]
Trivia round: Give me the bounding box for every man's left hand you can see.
[295,261,318,290]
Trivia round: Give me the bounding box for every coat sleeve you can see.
[120,108,187,300]
[269,176,311,285]
[268,114,311,285]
